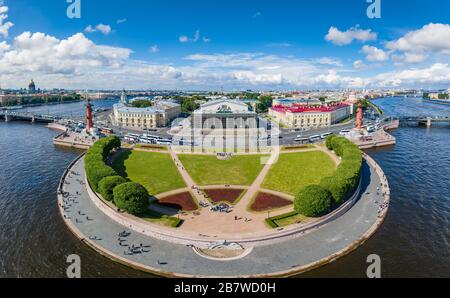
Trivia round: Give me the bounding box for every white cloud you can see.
[386,23,450,54]
[0,32,131,77]
[0,4,13,38]
[362,45,389,62]
[353,60,366,69]
[266,42,293,48]
[149,45,159,53]
[253,12,262,18]
[116,18,127,24]
[325,25,377,46]
[179,35,189,43]
[84,24,112,35]
[179,30,209,43]
[372,63,450,87]
[395,52,428,64]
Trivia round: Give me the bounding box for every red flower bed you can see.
[158,192,198,211]
[204,189,244,204]
[250,192,292,212]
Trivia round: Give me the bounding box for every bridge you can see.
[396,116,450,127]
[0,110,62,123]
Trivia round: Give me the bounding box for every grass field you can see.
[113,150,186,195]
[139,210,182,228]
[266,211,311,228]
[262,151,337,195]
[178,154,268,186]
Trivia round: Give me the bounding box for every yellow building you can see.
[269,103,351,129]
[113,101,181,129]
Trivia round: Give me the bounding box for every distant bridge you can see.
[396,116,450,127]
[0,110,62,123]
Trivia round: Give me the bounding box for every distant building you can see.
[272,98,322,107]
[269,103,351,129]
[0,94,19,106]
[192,98,258,129]
[28,80,36,94]
[113,99,181,129]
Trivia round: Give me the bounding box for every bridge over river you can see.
[395,116,450,127]
[0,110,84,124]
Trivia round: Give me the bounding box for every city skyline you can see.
[0,0,449,90]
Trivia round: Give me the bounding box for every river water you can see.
[0,97,448,277]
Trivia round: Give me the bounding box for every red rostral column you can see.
[356,101,363,130]
[86,99,93,131]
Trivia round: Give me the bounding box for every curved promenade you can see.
[58,151,390,277]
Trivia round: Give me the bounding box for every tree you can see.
[256,95,273,113]
[113,182,150,215]
[98,176,127,201]
[131,99,153,108]
[295,185,332,217]
[85,162,117,192]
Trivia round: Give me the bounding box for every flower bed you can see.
[204,189,244,204]
[250,192,292,212]
[158,192,198,211]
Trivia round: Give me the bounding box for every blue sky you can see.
[0,0,449,90]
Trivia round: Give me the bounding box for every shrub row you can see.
[293,136,362,218]
[320,135,362,204]
[84,136,150,215]
[85,136,121,192]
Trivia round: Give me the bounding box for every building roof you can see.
[273,98,322,106]
[270,102,350,114]
[194,98,255,115]
[113,103,164,114]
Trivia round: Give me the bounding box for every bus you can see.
[320,132,332,139]
[138,136,156,144]
[100,127,114,135]
[294,137,309,144]
[124,134,139,143]
[157,139,173,145]
[308,135,321,143]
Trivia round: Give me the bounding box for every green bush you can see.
[325,135,336,150]
[85,162,117,192]
[84,152,104,164]
[294,185,332,217]
[320,136,362,204]
[85,136,122,192]
[98,176,127,201]
[320,176,348,204]
[113,182,150,215]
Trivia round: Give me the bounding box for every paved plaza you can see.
[59,152,389,277]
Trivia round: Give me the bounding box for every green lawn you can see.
[113,150,186,195]
[262,151,337,195]
[178,154,268,186]
[139,210,182,228]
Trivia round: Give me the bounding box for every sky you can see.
[0,0,449,90]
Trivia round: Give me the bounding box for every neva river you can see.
[0,97,449,277]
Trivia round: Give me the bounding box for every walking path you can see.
[58,154,390,277]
